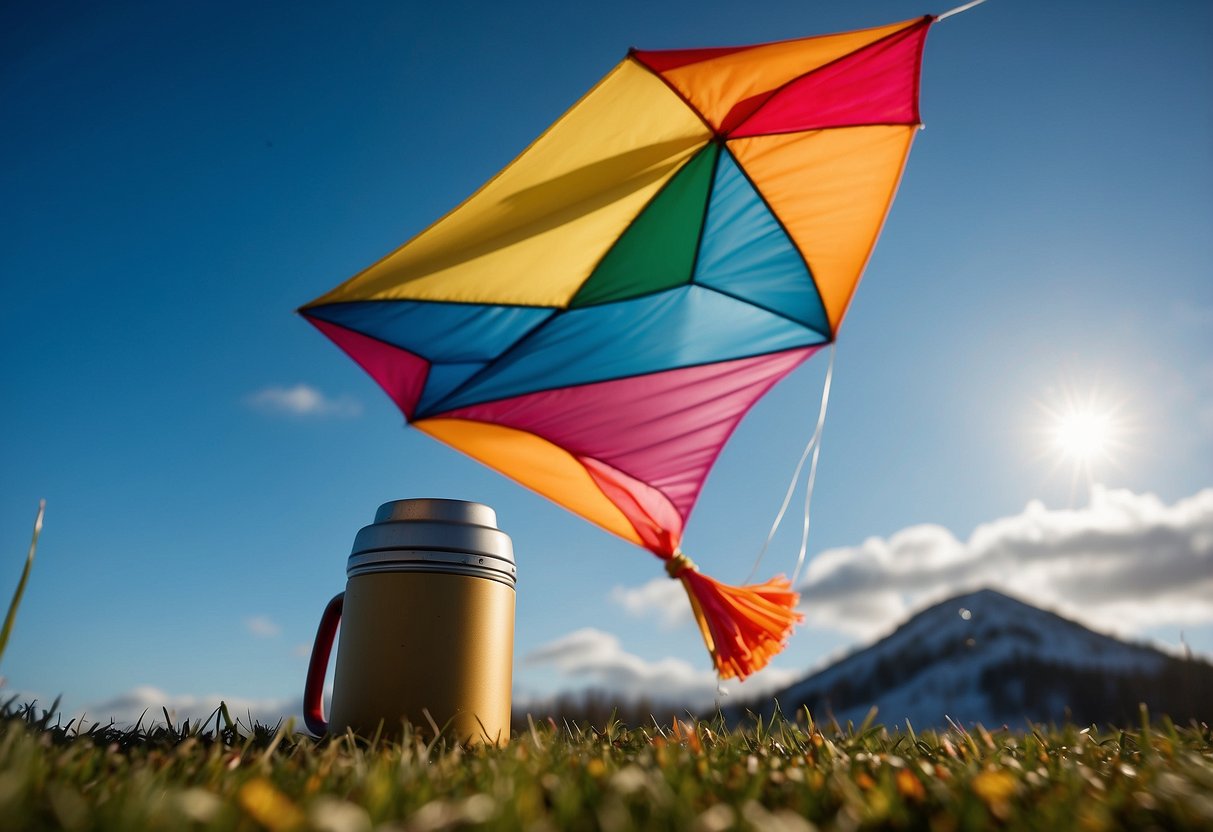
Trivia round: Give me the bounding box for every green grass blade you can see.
[0,500,44,671]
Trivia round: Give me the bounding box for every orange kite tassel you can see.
[665,551,803,680]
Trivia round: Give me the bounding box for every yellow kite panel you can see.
[415,418,645,546]
[311,61,711,309]
[729,125,916,330]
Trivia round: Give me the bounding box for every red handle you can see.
[304,592,344,736]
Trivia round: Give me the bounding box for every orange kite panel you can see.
[636,18,924,134]
[414,418,645,547]
[729,125,917,330]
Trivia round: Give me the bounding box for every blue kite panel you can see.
[305,301,553,363]
[693,151,830,336]
[416,362,487,416]
[431,285,827,411]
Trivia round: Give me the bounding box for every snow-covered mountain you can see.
[731,588,1212,728]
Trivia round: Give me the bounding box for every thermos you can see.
[303,499,516,743]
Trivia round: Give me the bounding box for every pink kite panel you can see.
[580,456,684,555]
[306,317,430,420]
[730,20,928,138]
[438,346,820,521]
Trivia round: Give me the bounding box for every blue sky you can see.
[2,0,1210,723]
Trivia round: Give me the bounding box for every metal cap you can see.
[347,499,516,587]
[373,498,497,527]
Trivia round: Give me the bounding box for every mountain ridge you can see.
[727,587,1212,728]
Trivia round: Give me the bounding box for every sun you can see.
[1051,406,1114,463]
[1034,383,1132,497]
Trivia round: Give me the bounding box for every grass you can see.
[0,500,43,672]
[1,700,1211,831]
[3,505,1211,829]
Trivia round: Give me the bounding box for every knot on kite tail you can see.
[665,550,803,680]
[664,551,696,579]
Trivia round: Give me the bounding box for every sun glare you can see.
[1034,383,1133,499]
[1052,407,1113,463]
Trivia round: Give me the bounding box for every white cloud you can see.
[797,486,1213,641]
[244,615,281,638]
[607,487,1213,652]
[245,384,361,418]
[608,579,690,628]
[523,628,798,709]
[79,686,303,728]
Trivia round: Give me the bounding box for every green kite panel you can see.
[570,143,719,308]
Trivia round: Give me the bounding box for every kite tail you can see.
[665,552,803,680]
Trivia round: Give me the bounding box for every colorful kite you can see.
[302,15,937,679]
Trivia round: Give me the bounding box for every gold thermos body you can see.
[304,499,516,743]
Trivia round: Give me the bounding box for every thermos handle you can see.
[303,592,344,736]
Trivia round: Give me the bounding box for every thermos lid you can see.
[347,499,516,587]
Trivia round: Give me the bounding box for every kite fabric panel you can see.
[301,15,935,679]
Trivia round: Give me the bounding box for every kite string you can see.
[757,0,976,588]
[937,0,988,21]
[745,344,836,584]
[791,351,832,586]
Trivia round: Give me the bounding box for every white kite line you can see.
[938,0,989,21]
